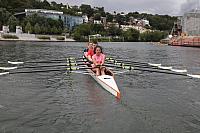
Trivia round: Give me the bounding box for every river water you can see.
[0,41,200,133]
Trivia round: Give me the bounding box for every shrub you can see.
[56,36,65,40]
[2,34,19,39]
[37,36,50,40]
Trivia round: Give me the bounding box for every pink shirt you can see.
[92,53,105,66]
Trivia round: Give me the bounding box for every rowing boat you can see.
[87,68,120,99]
[83,55,120,99]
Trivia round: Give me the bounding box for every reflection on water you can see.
[0,41,200,133]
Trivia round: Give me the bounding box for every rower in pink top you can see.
[92,46,106,76]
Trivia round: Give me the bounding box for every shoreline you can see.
[0,33,75,42]
[0,38,76,42]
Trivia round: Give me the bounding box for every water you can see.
[0,42,200,133]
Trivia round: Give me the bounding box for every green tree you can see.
[51,26,58,34]
[94,7,105,16]
[73,24,92,41]
[57,27,63,34]
[140,31,168,42]
[94,13,101,20]
[106,13,113,22]
[107,24,122,36]
[42,0,50,9]
[80,4,93,17]
[40,26,47,34]
[25,22,32,33]
[91,24,105,34]
[0,8,11,29]
[34,23,40,34]
[7,15,19,32]
[123,29,140,42]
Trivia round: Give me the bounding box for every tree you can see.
[25,22,32,33]
[94,13,101,20]
[91,24,105,34]
[34,23,40,34]
[42,0,50,9]
[80,4,93,17]
[106,13,113,22]
[73,24,92,41]
[0,8,11,29]
[107,24,122,36]
[51,26,58,34]
[140,31,168,42]
[123,29,140,42]
[7,15,19,32]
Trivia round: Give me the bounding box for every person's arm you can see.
[92,56,101,67]
[92,56,97,65]
[88,55,93,63]
[100,54,105,65]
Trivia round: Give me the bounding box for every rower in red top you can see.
[92,46,106,76]
[85,43,94,62]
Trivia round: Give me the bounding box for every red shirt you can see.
[87,49,94,57]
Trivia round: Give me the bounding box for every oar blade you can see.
[8,61,24,65]
[148,63,161,67]
[170,69,187,73]
[158,66,173,70]
[187,74,200,79]
[0,67,18,70]
[0,72,9,76]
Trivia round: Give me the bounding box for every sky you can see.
[48,0,200,16]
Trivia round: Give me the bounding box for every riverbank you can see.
[0,33,75,42]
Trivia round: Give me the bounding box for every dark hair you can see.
[92,40,98,45]
[94,46,103,54]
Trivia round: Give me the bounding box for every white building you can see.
[142,19,150,26]
[16,26,23,34]
[82,15,89,23]
[94,20,101,24]
[25,9,63,15]
[2,26,9,33]
[25,9,84,30]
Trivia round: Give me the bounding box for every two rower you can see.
[84,41,111,76]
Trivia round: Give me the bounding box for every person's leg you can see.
[92,68,96,73]
[96,68,100,76]
[101,67,105,75]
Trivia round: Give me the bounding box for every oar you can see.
[106,61,187,73]
[0,66,94,76]
[0,62,90,70]
[105,64,200,79]
[106,62,160,69]
[0,66,18,70]
[7,57,86,65]
[106,58,187,73]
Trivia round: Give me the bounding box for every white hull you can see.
[87,69,120,99]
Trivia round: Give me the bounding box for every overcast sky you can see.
[48,0,200,16]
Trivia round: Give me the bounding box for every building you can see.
[94,20,101,24]
[181,9,200,35]
[141,19,150,27]
[82,15,89,23]
[2,26,9,33]
[64,15,83,30]
[25,9,84,30]
[16,26,23,34]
